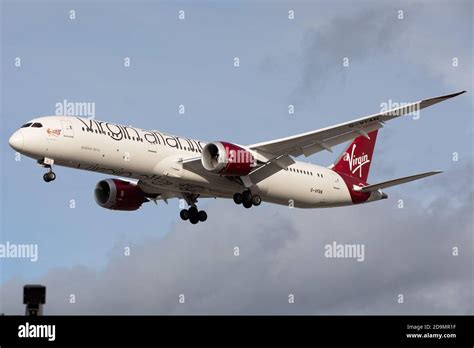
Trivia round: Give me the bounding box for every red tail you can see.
[332,130,378,182]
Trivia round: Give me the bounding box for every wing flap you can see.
[293,122,383,157]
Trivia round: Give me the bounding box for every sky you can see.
[0,0,472,314]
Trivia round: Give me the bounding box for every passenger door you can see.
[332,172,341,190]
[61,120,74,138]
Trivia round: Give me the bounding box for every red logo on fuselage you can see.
[47,128,61,136]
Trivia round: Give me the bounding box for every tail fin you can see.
[331,130,378,182]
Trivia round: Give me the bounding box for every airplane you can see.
[8,91,465,224]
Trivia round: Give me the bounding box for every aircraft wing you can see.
[137,179,216,203]
[248,91,466,159]
[181,91,464,186]
[182,156,205,173]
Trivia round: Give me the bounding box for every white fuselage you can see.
[9,116,381,208]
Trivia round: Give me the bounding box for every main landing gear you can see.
[179,193,207,224]
[233,190,261,209]
[38,158,56,183]
[180,206,207,224]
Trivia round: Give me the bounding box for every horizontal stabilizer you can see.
[355,171,443,193]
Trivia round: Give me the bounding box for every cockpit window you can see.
[21,123,32,128]
[31,123,43,128]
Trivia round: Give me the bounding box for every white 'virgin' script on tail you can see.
[343,144,370,178]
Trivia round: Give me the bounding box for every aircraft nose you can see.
[8,130,24,151]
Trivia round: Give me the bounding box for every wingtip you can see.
[439,90,466,99]
[420,91,466,108]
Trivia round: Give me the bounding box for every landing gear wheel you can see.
[242,190,252,205]
[188,206,199,224]
[251,194,261,206]
[43,172,56,182]
[198,210,207,222]
[243,201,252,209]
[233,193,243,205]
[180,209,189,221]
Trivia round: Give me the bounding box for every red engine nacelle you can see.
[201,141,256,176]
[94,179,148,211]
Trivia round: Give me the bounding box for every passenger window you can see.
[31,123,43,128]
[21,123,32,128]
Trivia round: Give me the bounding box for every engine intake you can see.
[202,141,255,176]
[94,179,148,211]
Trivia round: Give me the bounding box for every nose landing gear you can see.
[233,190,261,208]
[38,158,56,183]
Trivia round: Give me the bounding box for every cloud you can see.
[394,1,473,90]
[1,161,472,315]
[290,4,408,105]
[290,1,472,105]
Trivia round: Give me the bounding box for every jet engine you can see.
[94,179,148,211]
[201,141,256,176]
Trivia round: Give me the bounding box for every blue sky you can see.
[0,0,472,314]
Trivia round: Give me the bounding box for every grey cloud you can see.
[290,4,410,105]
[290,1,472,106]
[395,1,473,90]
[0,162,472,315]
